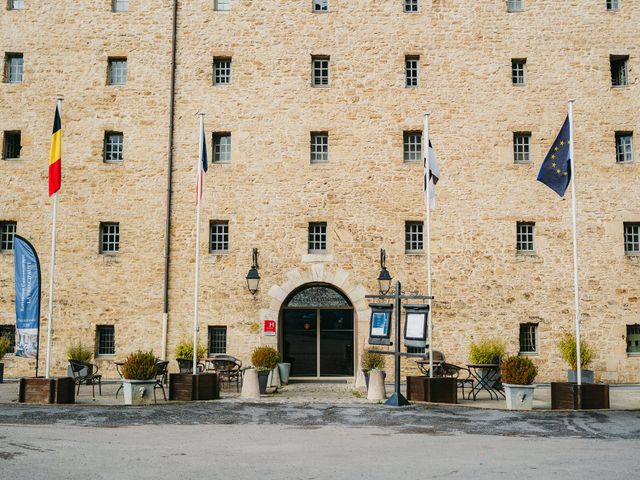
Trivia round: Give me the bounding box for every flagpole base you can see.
[384,392,411,407]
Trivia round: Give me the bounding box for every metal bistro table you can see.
[466,364,504,400]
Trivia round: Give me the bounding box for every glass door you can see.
[319,309,354,376]
[282,309,317,377]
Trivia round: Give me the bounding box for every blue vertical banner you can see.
[14,235,41,359]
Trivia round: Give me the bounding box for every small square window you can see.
[516,222,535,252]
[624,222,640,255]
[627,324,640,353]
[100,222,120,254]
[215,0,231,11]
[512,59,526,85]
[209,221,229,253]
[96,325,115,356]
[513,132,531,163]
[0,325,16,355]
[2,131,21,160]
[4,53,23,83]
[607,0,620,11]
[308,222,327,253]
[212,132,231,163]
[615,132,633,163]
[112,0,128,12]
[208,326,227,354]
[8,1,25,10]
[313,0,328,11]
[213,57,231,85]
[310,132,328,163]
[405,56,419,87]
[519,323,538,353]
[405,221,424,252]
[611,55,628,87]
[403,131,422,162]
[404,0,418,12]
[108,58,127,85]
[507,0,524,12]
[104,132,124,163]
[0,221,17,252]
[312,56,329,87]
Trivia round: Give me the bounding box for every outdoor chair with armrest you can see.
[154,360,169,402]
[176,358,205,374]
[69,360,102,398]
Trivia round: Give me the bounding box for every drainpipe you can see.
[161,0,178,361]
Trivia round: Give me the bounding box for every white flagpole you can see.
[192,113,205,375]
[423,113,434,378]
[45,97,62,379]
[568,99,582,386]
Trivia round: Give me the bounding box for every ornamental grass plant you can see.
[121,350,158,380]
[251,346,279,371]
[500,356,538,385]
[175,339,207,362]
[66,342,93,363]
[557,332,593,370]
[468,338,506,364]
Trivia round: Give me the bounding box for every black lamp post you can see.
[246,248,260,295]
[377,248,392,295]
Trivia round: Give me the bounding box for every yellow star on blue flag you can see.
[537,116,571,197]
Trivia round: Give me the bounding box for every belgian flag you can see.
[48,105,61,196]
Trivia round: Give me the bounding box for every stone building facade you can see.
[1,1,639,383]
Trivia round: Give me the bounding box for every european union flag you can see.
[537,116,571,197]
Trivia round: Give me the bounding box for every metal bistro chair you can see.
[154,361,169,402]
[69,360,102,398]
[176,358,205,374]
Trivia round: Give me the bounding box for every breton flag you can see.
[196,122,208,205]
[423,141,440,209]
[537,116,571,197]
[48,105,62,196]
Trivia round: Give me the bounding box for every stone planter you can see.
[503,383,535,410]
[19,377,75,404]
[551,382,610,410]
[278,363,291,385]
[406,376,457,404]
[169,373,219,401]
[122,379,156,405]
[363,370,387,390]
[567,369,594,383]
[257,370,270,394]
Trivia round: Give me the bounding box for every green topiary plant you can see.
[251,346,279,371]
[500,356,538,385]
[0,336,10,360]
[469,338,506,364]
[121,350,158,380]
[361,350,385,371]
[66,342,93,363]
[557,332,593,370]
[175,339,207,362]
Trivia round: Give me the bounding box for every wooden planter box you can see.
[169,373,219,401]
[406,376,457,404]
[551,382,610,410]
[19,377,75,404]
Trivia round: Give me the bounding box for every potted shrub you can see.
[0,336,10,383]
[120,350,158,405]
[251,346,279,394]
[66,342,93,377]
[361,350,385,389]
[500,356,538,410]
[557,332,594,383]
[469,338,506,388]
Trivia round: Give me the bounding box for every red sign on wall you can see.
[264,320,276,336]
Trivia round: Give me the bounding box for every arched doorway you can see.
[280,283,354,378]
